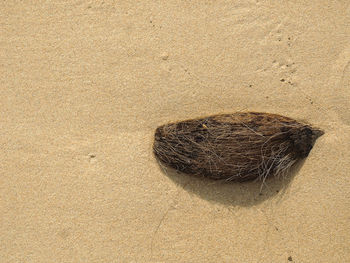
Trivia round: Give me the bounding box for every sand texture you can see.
[1,1,350,262]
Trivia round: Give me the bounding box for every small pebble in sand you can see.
[160,52,169,60]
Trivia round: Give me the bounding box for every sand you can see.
[1,1,349,262]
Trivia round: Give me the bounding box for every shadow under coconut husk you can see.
[157,159,305,207]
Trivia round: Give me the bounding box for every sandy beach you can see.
[1,1,349,262]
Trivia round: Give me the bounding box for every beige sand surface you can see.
[1,1,350,262]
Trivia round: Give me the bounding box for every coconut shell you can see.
[153,112,323,182]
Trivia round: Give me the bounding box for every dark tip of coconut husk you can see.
[312,128,324,140]
[153,112,324,182]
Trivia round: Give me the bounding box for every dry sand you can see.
[1,1,350,262]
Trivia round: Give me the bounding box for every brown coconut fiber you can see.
[153,112,323,182]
